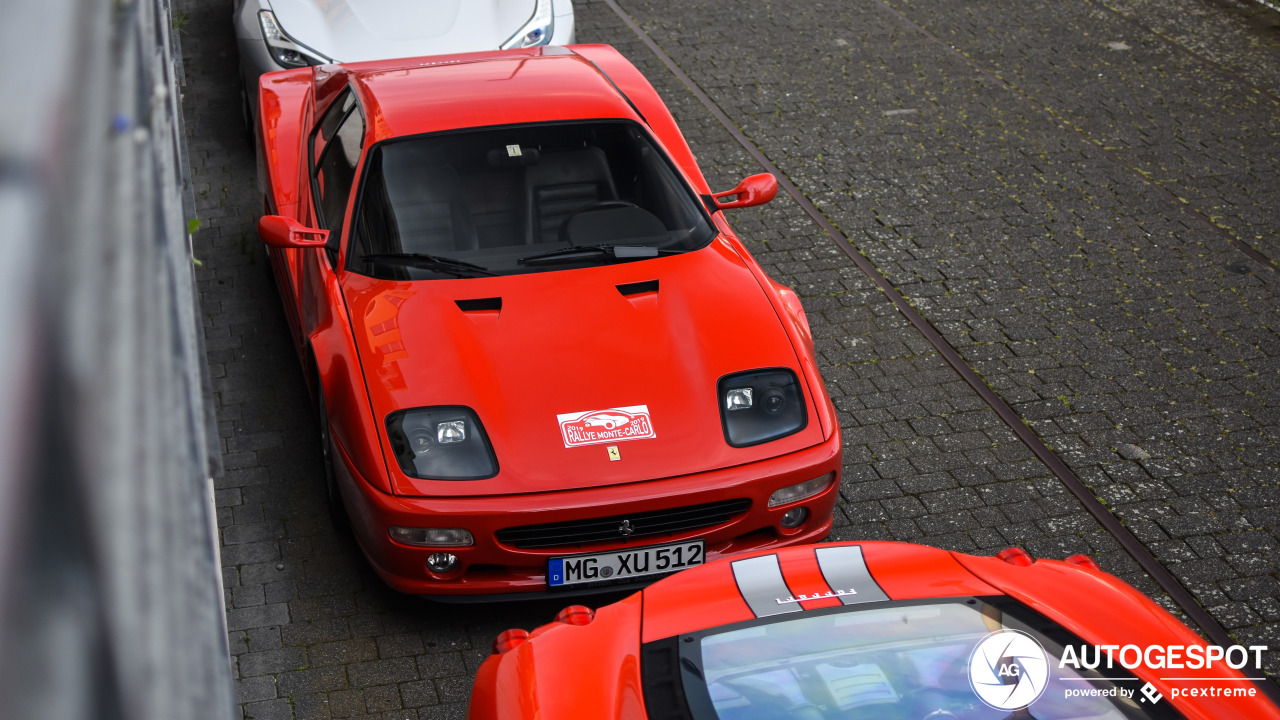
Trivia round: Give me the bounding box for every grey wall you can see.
[0,0,236,718]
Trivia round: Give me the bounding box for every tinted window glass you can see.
[663,598,1186,720]
[312,91,363,238]
[316,92,356,147]
[350,121,716,279]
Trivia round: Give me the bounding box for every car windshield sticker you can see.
[730,555,803,618]
[814,546,889,605]
[557,405,656,448]
[506,144,522,157]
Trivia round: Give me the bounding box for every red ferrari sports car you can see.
[470,542,1279,720]
[253,44,842,595]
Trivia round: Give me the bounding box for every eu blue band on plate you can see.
[548,558,564,586]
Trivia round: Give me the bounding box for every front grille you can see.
[495,498,752,550]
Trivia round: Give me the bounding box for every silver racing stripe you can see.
[730,555,803,618]
[814,546,889,605]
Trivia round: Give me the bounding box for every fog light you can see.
[780,507,808,529]
[388,526,474,547]
[768,472,835,508]
[426,552,459,574]
[726,387,753,411]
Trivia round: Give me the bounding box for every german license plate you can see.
[548,540,705,587]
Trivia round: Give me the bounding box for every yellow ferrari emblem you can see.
[607,446,621,461]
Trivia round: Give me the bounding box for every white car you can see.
[233,0,575,121]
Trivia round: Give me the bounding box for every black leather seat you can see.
[379,157,479,254]
[523,147,618,244]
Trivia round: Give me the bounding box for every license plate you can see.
[548,540,705,587]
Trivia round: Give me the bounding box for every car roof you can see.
[331,47,644,143]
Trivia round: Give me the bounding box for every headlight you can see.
[258,10,330,69]
[718,369,807,447]
[501,0,554,49]
[386,407,498,480]
[388,527,474,547]
[768,473,835,508]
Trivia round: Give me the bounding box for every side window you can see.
[310,90,364,244]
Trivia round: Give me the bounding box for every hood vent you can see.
[455,297,502,312]
[616,279,659,297]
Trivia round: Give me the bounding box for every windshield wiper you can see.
[518,244,679,266]
[361,252,494,277]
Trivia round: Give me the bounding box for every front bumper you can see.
[333,429,842,595]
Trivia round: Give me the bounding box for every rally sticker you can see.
[557,405,656,448]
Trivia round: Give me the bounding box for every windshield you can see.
[647,597,1186,720]
[349,120,717,278]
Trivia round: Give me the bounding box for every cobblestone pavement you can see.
[179,0,1280,716]
[1099,0,1280,97]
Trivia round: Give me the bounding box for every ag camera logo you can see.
[969,630,1050,710]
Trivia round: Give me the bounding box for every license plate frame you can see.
[547,539,706,588]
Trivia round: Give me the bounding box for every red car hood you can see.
[341,239,825,497]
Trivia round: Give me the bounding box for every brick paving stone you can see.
[180,0,1280,715]
[244,699,295,720]
[398,681,441,709]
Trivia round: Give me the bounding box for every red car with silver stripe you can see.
[470,541,1280,720]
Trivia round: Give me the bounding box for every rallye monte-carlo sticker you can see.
[557,405,656,448]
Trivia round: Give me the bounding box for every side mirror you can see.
[710,173,778,210]
[258,215,330,248]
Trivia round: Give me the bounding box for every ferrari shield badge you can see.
[557,405,656,448]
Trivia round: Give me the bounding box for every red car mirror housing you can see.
[258,215,330,248]
[711,172,778,210]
